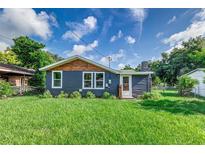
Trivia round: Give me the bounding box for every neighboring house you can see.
[185,68,205,97]
[0,63,35,93]
[40,55,153,98]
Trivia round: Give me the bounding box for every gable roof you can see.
[0,63,35,75]
[183,68,205,76]
[39,55,153,75]
[39,55,118,73]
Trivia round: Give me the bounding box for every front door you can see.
[120,75,132,98]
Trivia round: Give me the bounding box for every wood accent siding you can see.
[51,59,106,71]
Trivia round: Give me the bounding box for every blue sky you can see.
[0,8,204,69]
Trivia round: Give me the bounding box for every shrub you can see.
[85,91,96,99]
[39,90,53,98]
[110,95,117,99]
[102,91,111,99]
[57,91,69,98]
[0,80,13,98]
[141,91,161,100]
[177,75,198,96]
[70,91,81,99]
[152,76,161,86]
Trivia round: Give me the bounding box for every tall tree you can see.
[11,36,58,87]
[121,64,134,70]
[149,36,205,85]
[0,49,21,65]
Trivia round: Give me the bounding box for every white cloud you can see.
[110,30,123,42]
[167,16,176,24]
[125,36,136,44]
[163,9,205,47]
[0,42,9,51]
[65,40,98,56]
[49,13,59,27]
[129,8,147,22]
[62,16,97,41]
[118,63,125,69]
[156,32,164,38]
[0,9,55,40]
[128,9,148,42]
[100,49,124,65]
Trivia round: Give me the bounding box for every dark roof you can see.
[0,63,35,75]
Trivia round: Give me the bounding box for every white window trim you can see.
[52,71,63,89]
[82,72,93,89]
[94,72,105,89]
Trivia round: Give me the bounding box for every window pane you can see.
[54,72,61,79]
[123,77,129,91]
[96,73,103,80]
[84,73,91,80]
[54,80,61,87]
[96,81,103,88]
[84,81,92,88]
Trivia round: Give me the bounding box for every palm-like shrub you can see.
[102,91,110,99]
[85,91,96,99]
[70,91,81,99]
[177,75,198,96]
[57,91,69,98]
[39,90,53,98]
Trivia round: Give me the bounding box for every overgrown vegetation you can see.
[177,75,198,96]
[0,80,14,98]
[0,36,63,89]
[140,91,162,100]
[149,37,205,85]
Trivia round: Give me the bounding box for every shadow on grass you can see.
[160,91,180,97]
[139,99,205,115]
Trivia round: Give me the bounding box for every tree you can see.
[152,76,161,87]
[149,36,205,85]
[0,49,21,65]
[11,36,58,87]
[121,64,133,70]
[177,75,198,96]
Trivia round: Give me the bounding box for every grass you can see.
[0,90,205,144]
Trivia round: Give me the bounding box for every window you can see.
[83,72,93,89]
[83,72,105,89]
[52,71,62,88]
[95,72,105,89]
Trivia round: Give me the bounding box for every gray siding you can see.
[46,71,119,97]
[132,75,151,97]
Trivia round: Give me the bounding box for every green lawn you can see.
[0,90,205,144]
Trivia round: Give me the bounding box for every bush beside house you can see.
[177,75,199,96]
[0,80,14,98]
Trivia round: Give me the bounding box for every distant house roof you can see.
[118,70,153,75]
[40,55,153,75]
[183,68,205,76]
[0,63,35,75]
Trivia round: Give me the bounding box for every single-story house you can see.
[40,55,153,98]
[185,68,205,97]
[0,63,35,93]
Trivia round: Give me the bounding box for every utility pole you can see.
[108,56,112,68]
